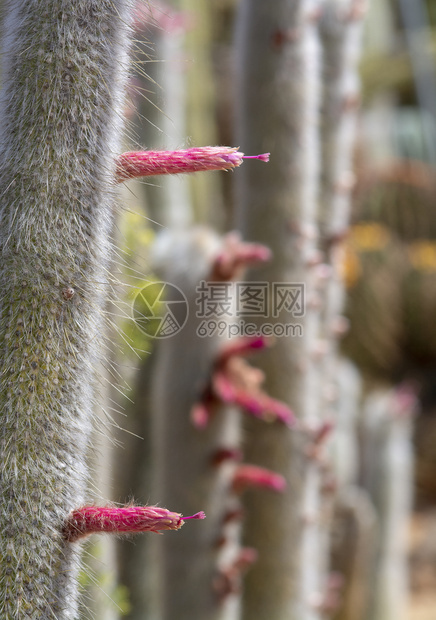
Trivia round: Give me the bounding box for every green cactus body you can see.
[0,1,130,617]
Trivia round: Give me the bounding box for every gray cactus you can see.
[150,227,242,620]
[234,1,323,618]
[234,0,367,618]
[0,1,131,617]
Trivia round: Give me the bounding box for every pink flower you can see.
[63,505,205,542]
[232,465,287,493]
[191,336,296,429]
[115,147,269,182]
[209,232,272,281]
[218,335,268,361]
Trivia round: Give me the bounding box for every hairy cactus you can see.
[150,227,244,620]
[0,0,309,617]
[0,1,133,617]
[318,0,365,395]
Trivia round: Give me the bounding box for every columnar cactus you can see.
[150,227,244,620]
[318,0,365,398]
[360,386,416,620]
[150,226,293,620]
[0,1,133,617]
[234,0,369,617]
[234,1,324,618]
[316,2,367,614]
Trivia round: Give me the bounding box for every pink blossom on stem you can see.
[209,232,272,281]
[218,336,269,362]
[213,369,240,403]
[116,147,269,183]
[222,507,245,524]
[232,465,287,493]
[304,420,335,462]
[187,234,294,429]
[63,505,205,542]
[190,343,296,429]
[311,419,335,447]
[234,547,259,570]
[212,357,296,427]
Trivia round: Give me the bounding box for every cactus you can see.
[360,386,416,620]
[0,4,234,617]
[0,1,133,616]
[234,0,367,617]
[150,226,293,620]
[316,4,366,615]
[318,0,365,397]
[234,1,324,618]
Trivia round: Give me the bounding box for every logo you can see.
[133,282,188,338]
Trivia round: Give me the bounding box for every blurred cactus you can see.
[234,0,366,618]
[343,157,436,379]
[150,226,291,620]
[360,386,416,620]
[341,224,407,381]
[234,0,324,617]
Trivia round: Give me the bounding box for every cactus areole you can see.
[0,1,132,617]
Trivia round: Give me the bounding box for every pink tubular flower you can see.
[190,336,296,429]
[218,336,269,362]
[187,233,295,430]
[210,233,272,281]
[232,465,287,493]
[115,147,269,182]
[63,505,205,542]
[190,402,211,430]
[211,356,296,427]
